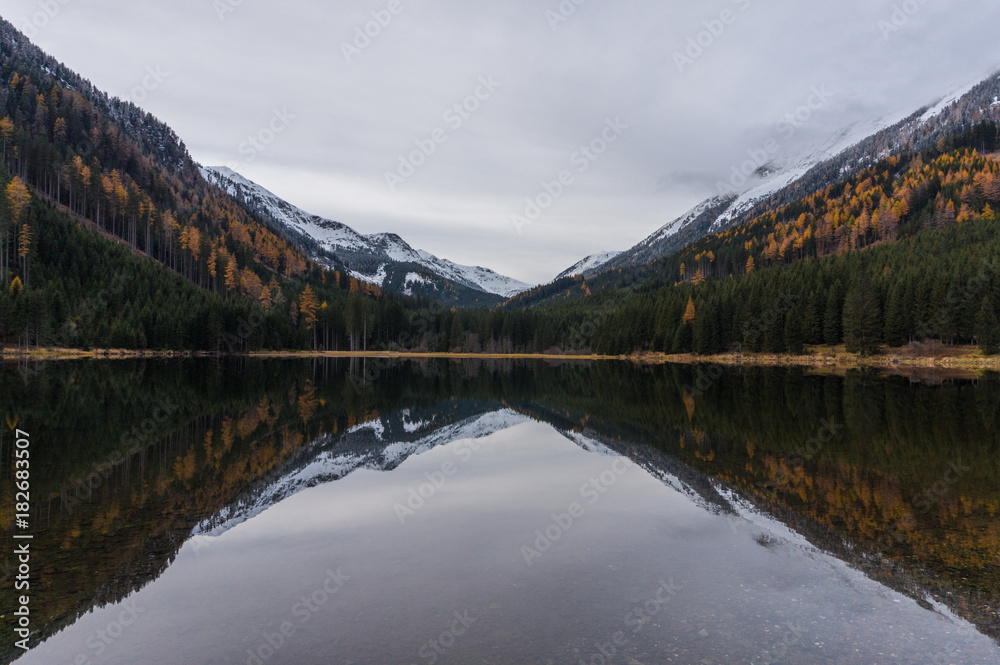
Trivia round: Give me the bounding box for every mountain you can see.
[554,251,622,281]
[0,17,339,351]
[200,167,532,301]
[594,73,1000,277]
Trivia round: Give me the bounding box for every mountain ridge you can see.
[589,70,1000,279]
[200,166,532,300]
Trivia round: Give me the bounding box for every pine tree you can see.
[843,276,882,355]
[784,306,805,354]
[672,322,693,354]
[976,297,1000,355]
[693,301,719,355]
[824,280,843,345]
[883,284,907,347]
[803,291,823,345]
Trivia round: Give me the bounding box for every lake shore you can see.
[2,345,998,376]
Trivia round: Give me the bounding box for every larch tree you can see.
[224,256,239,297]
[682,296,697,324]
[5,176,31,286]
[299,285,320,349]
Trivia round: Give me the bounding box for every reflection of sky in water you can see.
[21,420,999,665]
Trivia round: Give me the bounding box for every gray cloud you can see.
[6,0,1000,283]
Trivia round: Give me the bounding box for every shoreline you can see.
[2,346,998,376]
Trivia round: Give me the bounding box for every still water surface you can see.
[3,359,999,664]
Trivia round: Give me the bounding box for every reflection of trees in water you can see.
[510,367,1000,645]
[1,360,998,660]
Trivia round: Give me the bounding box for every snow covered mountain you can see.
[594,72,1000,277]
[200,166,532,301]
[554,251,622,281]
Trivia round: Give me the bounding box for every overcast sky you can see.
[3,0,999,284]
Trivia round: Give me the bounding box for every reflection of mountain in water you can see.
[191,401,996,646]
[194,407,530,538]
[14,383,998,663]
[553,423,1000,646]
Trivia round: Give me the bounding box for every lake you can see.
[2,359,998,664]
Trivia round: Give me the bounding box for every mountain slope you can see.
[201,167,532,300]
[554,251,622,281]
[597,72,1000,277]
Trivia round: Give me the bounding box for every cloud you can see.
[10,0,1000,283]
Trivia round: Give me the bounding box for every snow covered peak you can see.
[200,166,533,299]
[554,251,622,281]
[588,72,1000,277]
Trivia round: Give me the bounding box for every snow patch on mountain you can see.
[645,197,728,248]
[711,114,904,232]
[919,78,985,123]
[199,166,532,298]
[554,251,622,281]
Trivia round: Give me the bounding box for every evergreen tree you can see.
[693,301,720,355]
[784,305,805,355]
[803,291,823,345]
[883,284,907,347]
[976,297,1000,355]
[824,280,844,345]
[843,276,883,355]
[671,322,693,354]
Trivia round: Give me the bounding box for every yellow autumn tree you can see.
[6,176,31,285]
[682,296,697,324]
[0,117,14,162]
[224,256,239,297]
[299,285,319,346]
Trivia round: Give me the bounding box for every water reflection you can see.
[1,359,999,663]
